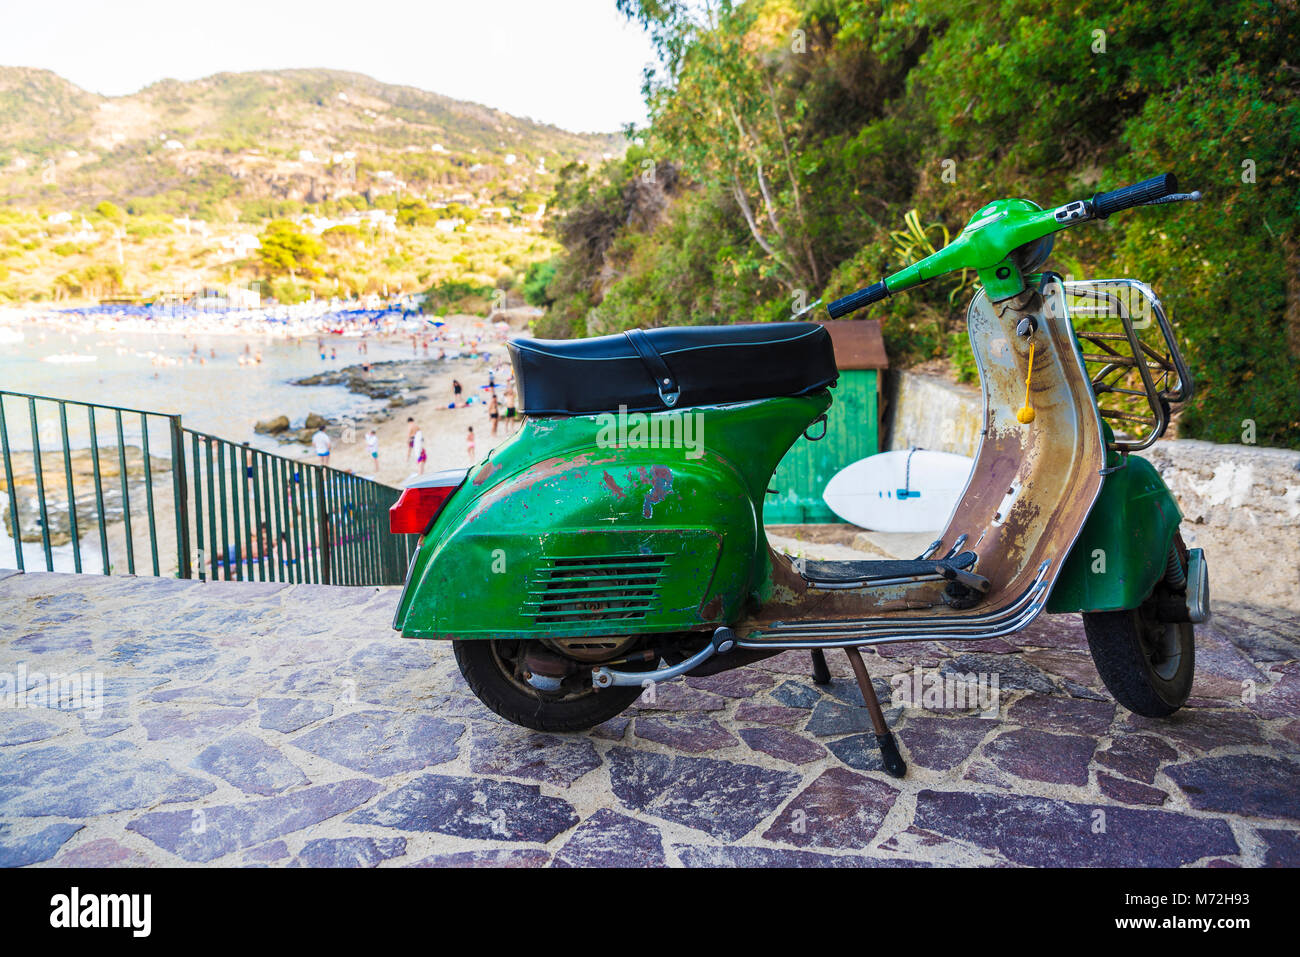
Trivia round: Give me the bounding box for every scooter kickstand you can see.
[843,646,907,779]
[810,648,832,685]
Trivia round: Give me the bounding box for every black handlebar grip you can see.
[827,281,889,318]
[1092,173,1178,219]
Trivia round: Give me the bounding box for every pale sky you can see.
[0,0,657,133]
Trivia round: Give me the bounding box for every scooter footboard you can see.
[740,274,1108,639]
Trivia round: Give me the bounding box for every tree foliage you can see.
[547,0,1300,447]
[257,219,324,278]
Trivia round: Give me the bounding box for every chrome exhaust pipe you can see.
[592,627,735,689]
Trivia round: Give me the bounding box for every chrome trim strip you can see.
[736,583,1050,649]
[766,561,1049,633]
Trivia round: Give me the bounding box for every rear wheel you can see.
[1083,538,1196,717]
[453,638,645,733]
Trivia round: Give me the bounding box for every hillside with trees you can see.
[0,67,621,309]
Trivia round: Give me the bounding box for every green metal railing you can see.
[0,389,417,585]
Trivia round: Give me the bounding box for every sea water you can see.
[0,323,419,446]
[0,320,429,571]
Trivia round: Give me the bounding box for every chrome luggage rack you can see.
[1063,279,1194,453]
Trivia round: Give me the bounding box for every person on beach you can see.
[218,522,274,577]
[488,390,500,436]
[312,425,332,465]
[366,428,379,467]
[504,385,517,431]
[452,379,463,405]
[241,442,256,488]
[244,522,273,562]
[287,470,302,515]
[406,417,417,462]
[412,427,427,474]
[466,426,476,463]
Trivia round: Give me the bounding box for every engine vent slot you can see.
[526,554,667,624]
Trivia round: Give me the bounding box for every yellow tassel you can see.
[1017,343,1036,424]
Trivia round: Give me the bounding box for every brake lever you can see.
[1138,190,1203,206]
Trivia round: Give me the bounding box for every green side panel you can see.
[423,526,726,639]
[1046,454,1182,614]
[764,370,878,523]
[395,393,831,639]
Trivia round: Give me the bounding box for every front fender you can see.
[1046,454,1182,613]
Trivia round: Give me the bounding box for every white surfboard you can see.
[823,448,974,532]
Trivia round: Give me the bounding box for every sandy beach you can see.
[286,311,529,487]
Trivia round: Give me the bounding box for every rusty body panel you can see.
[393,393,832,640]
[737,274,1107,645]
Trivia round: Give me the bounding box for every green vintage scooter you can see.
[390,173,1209,777]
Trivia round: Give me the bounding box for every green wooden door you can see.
[763,370,878,523]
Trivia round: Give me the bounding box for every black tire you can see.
[453,639,643,733]
[1083,594,1195,718]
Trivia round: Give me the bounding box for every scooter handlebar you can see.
[827,280,889,319]
[1091,173,1178,219]
[829,174,1184,318]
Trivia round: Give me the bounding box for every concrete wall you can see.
[883,370,982,456]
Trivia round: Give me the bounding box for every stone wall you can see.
[1142,440,1300,530]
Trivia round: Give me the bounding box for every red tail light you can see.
[389,486,453,534]
[389,469,467,534]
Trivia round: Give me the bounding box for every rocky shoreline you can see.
[256,358,445,446]
[248,312,510,487]
[292,358,444,401]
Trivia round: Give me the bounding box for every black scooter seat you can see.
[508,322,838,415]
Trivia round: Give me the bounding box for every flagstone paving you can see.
[1,570,1297,867]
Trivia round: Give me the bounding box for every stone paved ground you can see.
[1,568,1297,867]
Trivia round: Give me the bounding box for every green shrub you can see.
[541,0,1300,447]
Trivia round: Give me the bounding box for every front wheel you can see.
[453,639,644,733]
[1083,572,1196,717]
